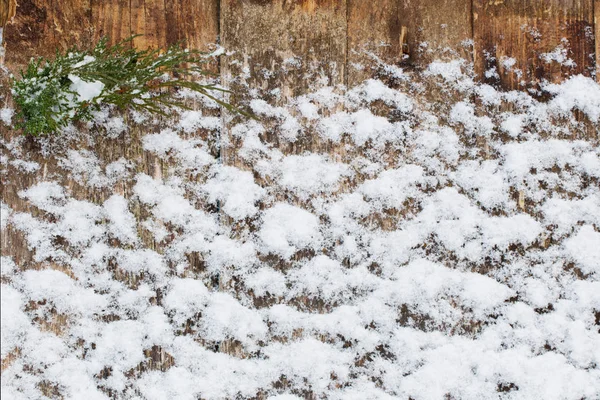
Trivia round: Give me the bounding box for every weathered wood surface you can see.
[219,0,348,172]
[127,0,218,50]
[596,0,600,77]
[0,0,16,28]
[399,0,473,64]
[1,0,219,268]
[473,0,596,90]
[347,0,400,84]
[1,0,599,384]
[221,0,347,102]
[92,0,133,46]
[2,0,218,70]
[3,0,599,85]
[3,0,93,69]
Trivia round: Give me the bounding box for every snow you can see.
[103,195,139,245]
[202,165,265,220]
[359,164,425,209]
[178,110,221,133]
[69,74,105,102]
[564,225,600,276]
[1,107,13,125]
[277,154,352,200]
[258,203,322,259]
[1,285,30,358]
[2,56,600,400]
[545,75,600,122]
[143,129,214,172]
[450,101,494,136]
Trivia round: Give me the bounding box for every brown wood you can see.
[3,0,219,70]
[93,0,219,50]
[166,0,219,51]
[594,0,600,82]
[220,0,347,103]
[131,0,168,49]
[347,0,400,85]
[219,2,348,359]
[3,0,93,69]
[0,0,17,28]
[92,0,133,46]
[0,0,220,277]
[473,0,595,90]
[399,0,473,64]
[4,0,598,84]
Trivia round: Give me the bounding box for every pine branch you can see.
[11,35,250,136]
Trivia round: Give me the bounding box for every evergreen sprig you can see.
[11,36,240,136]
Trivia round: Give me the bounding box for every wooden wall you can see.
[0,0,600,89]
[596,0,600,77]
[473,0,596,90]
[2,0,597,91]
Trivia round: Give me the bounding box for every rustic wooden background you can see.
[1,0,598,91]
[1,0,598,250]
[1,0,597,267]
[0,0,598,384]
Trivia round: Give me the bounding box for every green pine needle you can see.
[11,35,248,136]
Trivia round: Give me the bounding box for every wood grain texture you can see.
[3,0,93,69]
[0,0,17,28]
[96,0,219,50]
[3,0,219,70]
[164,0,219,50]
[594,0,600,82]
[473,0,595,90]
[221,0,347,102]
[91,0,133,45]
[347,0,400,85]
[132,0,168,49]
[399,0,473,64]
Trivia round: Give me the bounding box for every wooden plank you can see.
[3,0,218,70]
[219,1,348,359]
[347,0,400,85]
[594,0,600,82]
[164,0,219,51]
[220,0,347,104]
[0,0,17,28]
[128,0,220,50]
[91,0,132,45]
[399,0,473,64]
[3,0,93,69]
[473,0,595,90]
[132,0,168,49]
[129,0,219,50]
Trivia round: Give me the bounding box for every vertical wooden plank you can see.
[221,0,347,104]
[347,0,400,85]
[399,0,473,64]
[3,0,219,69]
[91,0,132,45]
[0,0,17,28]
[0,0,17,64]
[128,0,218,50]
[164,0,219,51]
[93,0,219,50]
[3,0,93,69]
[132,0,168,49]
[219,0,347,360]
[130,0,147,47]
[473,0,595,90]
[594,0,600,82]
